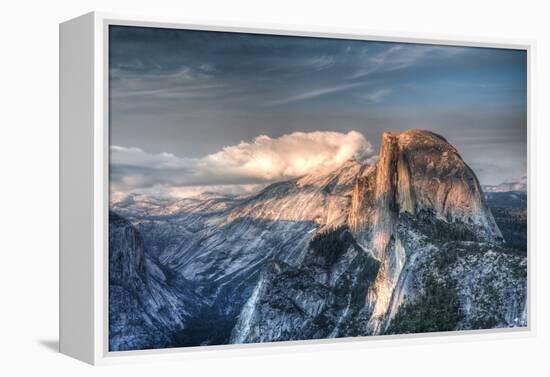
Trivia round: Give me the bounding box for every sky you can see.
[109,25,527,199]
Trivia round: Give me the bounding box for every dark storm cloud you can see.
[109,25,527,193]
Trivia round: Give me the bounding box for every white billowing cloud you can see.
[110,130,374,195]
[203,130,372,179]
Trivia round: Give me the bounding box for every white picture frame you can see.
[59,11,535,365]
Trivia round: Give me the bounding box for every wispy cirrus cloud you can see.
[350,44,465,79]
[110,38,467,107]
[110,65,231,100]
[268,82,367,105]
[364,88,393,104]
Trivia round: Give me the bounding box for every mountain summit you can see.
[351,129,501,256]
[342,129,506,333]
[483,175,527,193]
[109,129,527,350]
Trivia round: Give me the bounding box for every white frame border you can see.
[88,11,535,365]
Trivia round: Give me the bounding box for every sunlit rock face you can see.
[366,129,501,257]
[348,165,377,246]
[346,129,505,333]
[393,130,500,237]
[109,129,526,350]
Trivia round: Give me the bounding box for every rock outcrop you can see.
[345,130,504,332]
[109,212,202,351]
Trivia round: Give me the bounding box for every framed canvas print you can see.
[59,12,533,365]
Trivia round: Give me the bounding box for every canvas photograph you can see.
[108,25,527,352]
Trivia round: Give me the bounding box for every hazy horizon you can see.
[109,26,527,199]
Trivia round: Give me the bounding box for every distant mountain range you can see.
[483,176,527,193]
[109,129,527,351]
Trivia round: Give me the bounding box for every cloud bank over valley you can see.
[111,130,374,199]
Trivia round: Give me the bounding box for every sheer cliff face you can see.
[109,212,146,285]
[109,212,203,351]
[351,129,501,257]
[347,129,504,332]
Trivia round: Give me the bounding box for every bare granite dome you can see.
[350,129,501,257]
[346,129,504,333]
